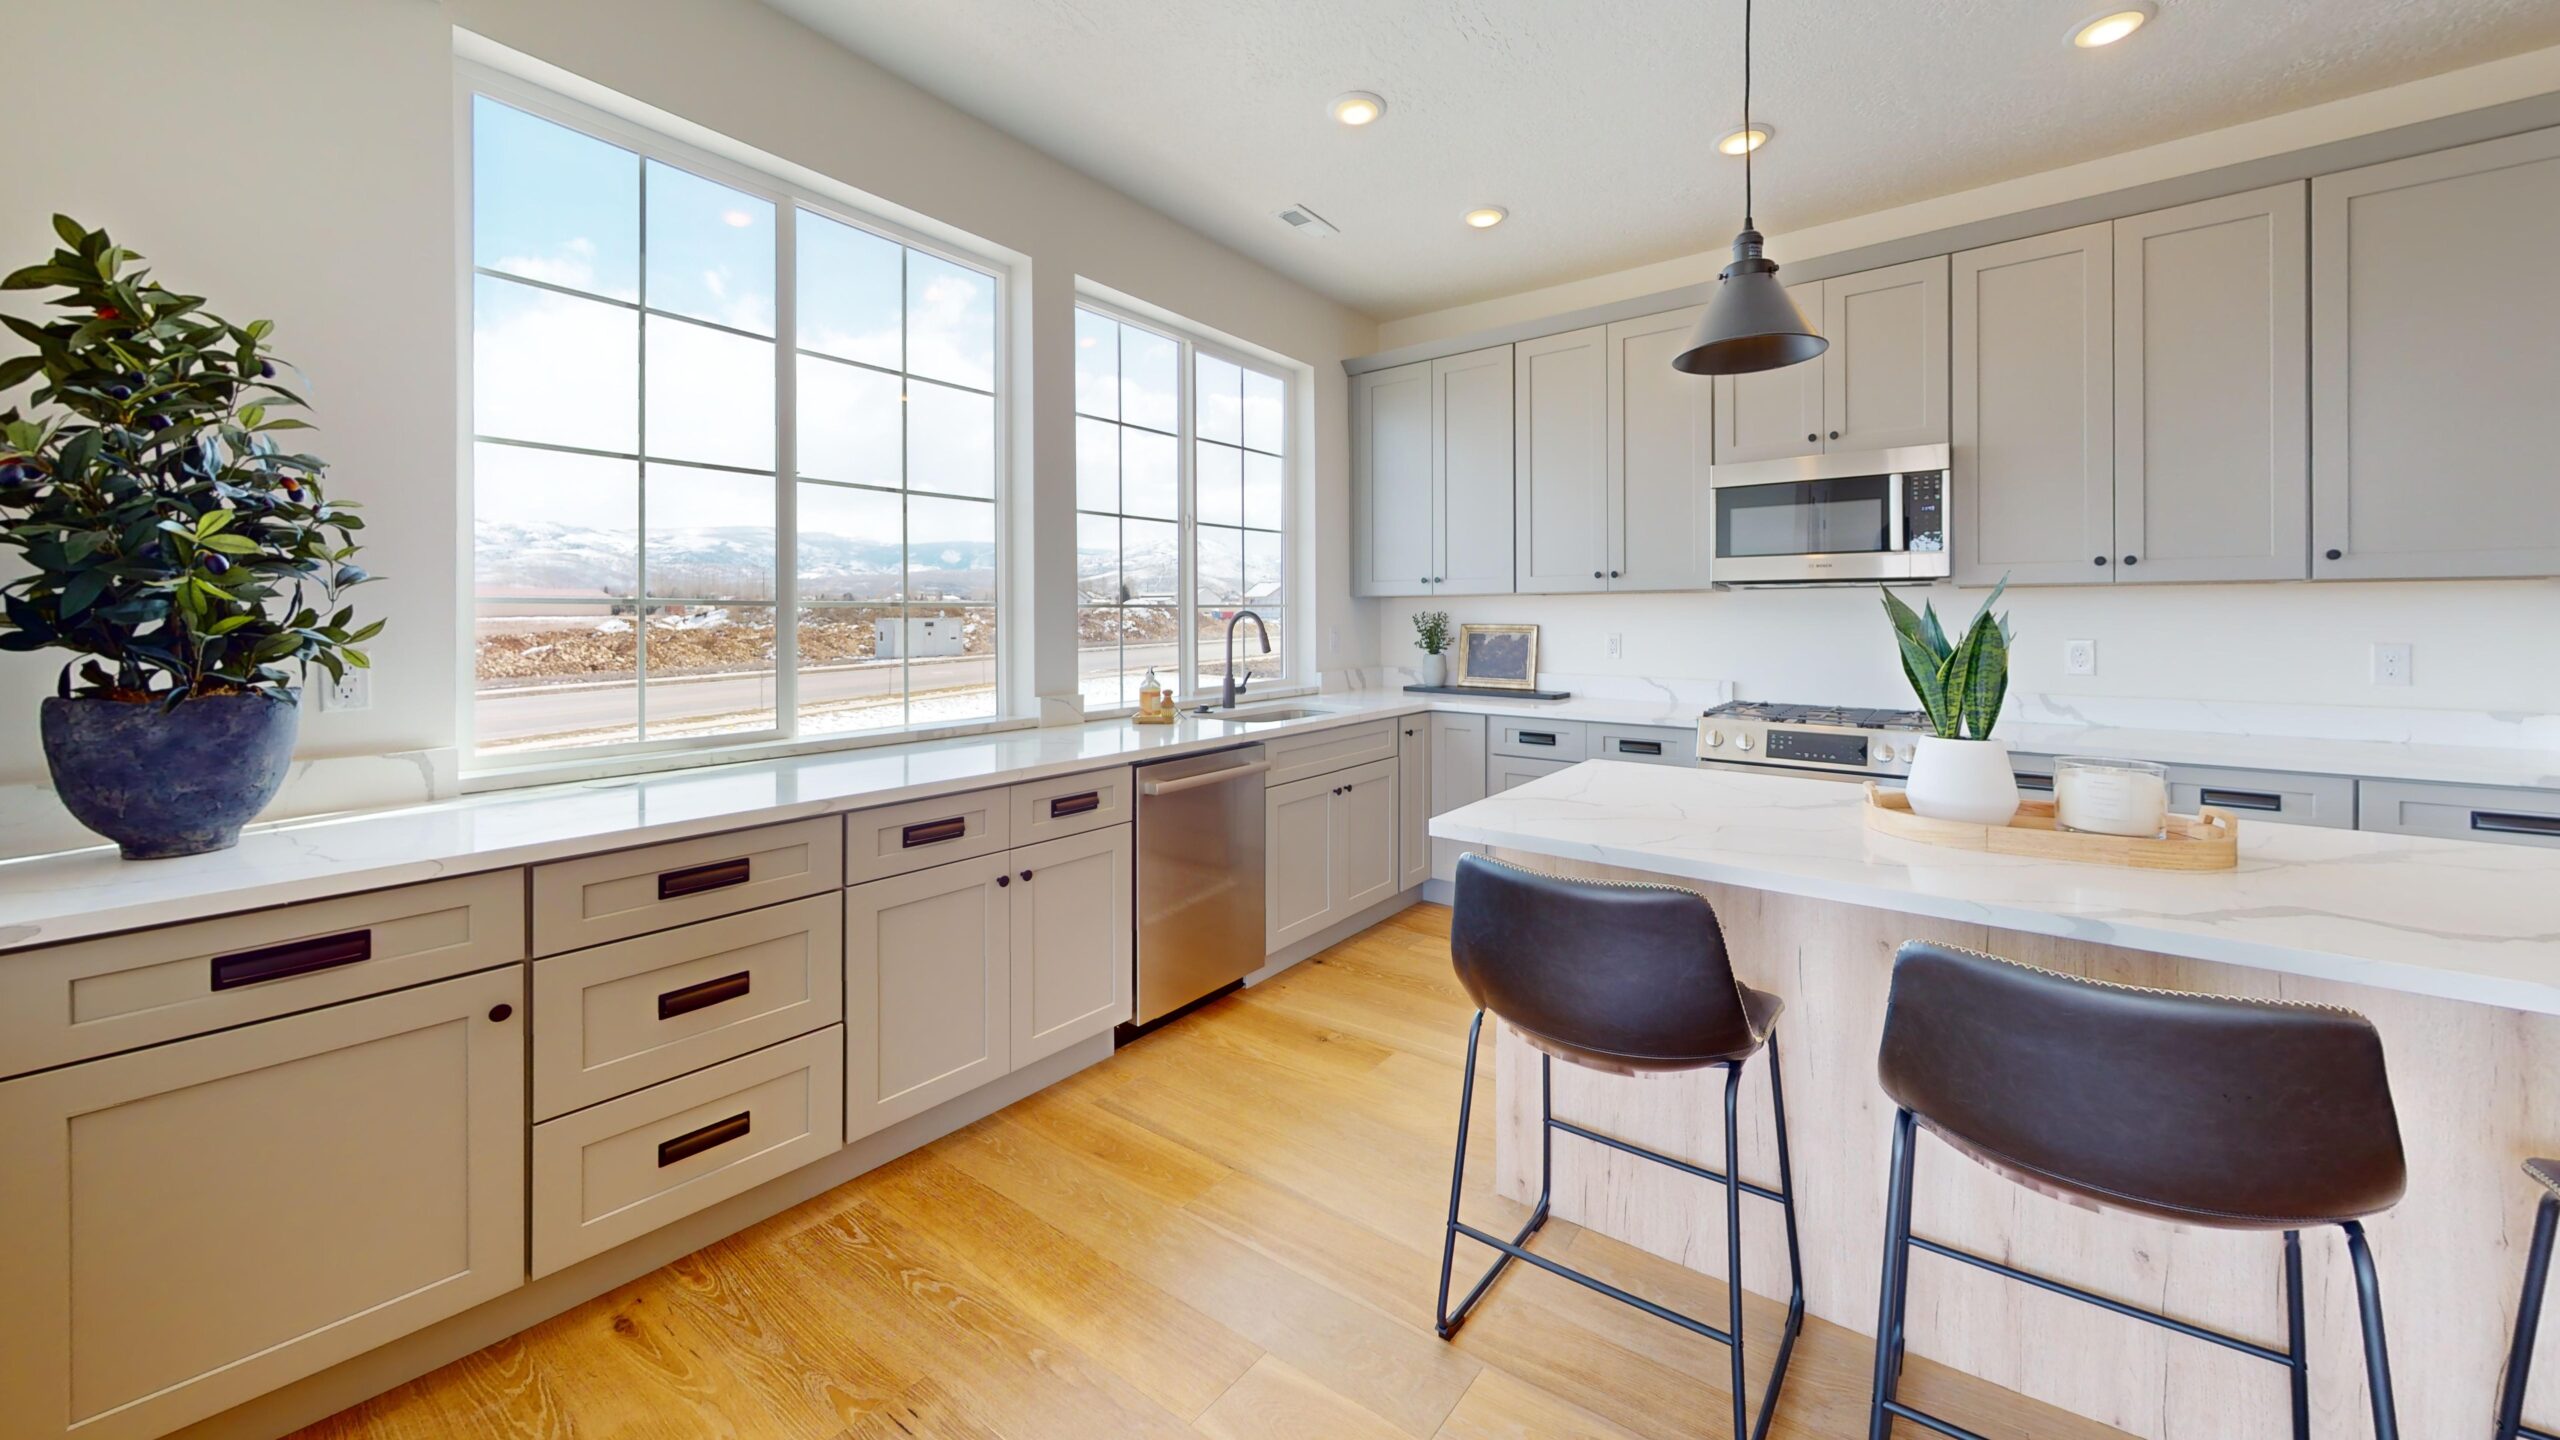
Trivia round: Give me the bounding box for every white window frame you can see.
[1071,293,1299,713]
[456,64,1014,778]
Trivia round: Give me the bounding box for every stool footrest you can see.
[1548,1115,1791,1205]
[1909,1234,2294,1366]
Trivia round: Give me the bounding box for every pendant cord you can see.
[1742,0,1754,231]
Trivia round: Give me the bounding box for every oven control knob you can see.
[1877,743,1898,762]
[1701,728,1724,749]
[1735,733,1756,752]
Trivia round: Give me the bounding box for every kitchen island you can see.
[1430,760,2560,1440]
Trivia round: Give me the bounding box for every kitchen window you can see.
[466,85,1002,763]
[1074,303,1291,709]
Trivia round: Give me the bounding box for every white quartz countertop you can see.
[1995,720,2560,789]
[1432,761,2560,1016]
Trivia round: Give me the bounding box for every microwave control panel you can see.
[1902,470,1946,554]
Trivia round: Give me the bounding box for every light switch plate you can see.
[2372,642,2412,687]
[2063,639,2096,677]
[1606,632,1624,660]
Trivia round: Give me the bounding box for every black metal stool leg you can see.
[2342,1220,2399,1440]
[2282,1230,2309,1440]
[1436,1010,1551,1339]
[1723,1062,1749,1440]
[1869,1108,1919,1440]
[2499,1195,2560,1440]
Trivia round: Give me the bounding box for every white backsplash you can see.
[2004,692,2560,751]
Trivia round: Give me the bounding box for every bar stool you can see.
[1868,941,2406,1440]
[2497,1159,2560,1440]
[1434,854,1805,1440]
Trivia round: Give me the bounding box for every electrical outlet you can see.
[1606,632,1624,660]
[2063,639,2097,677]
[1327,625,1341,657]
[2371,642,2412,687]
[321,668,370,713]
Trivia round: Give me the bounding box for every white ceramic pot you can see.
[1419,652,1448,687]
[1904,736,2020,825]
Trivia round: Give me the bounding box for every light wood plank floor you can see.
[295,904,2130,1440]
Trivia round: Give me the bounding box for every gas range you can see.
[1695,701,1933,777]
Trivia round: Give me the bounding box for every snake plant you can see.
[1881,579,2012,741]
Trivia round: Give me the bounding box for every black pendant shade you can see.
[1671,228,1826,376]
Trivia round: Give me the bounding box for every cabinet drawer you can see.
[845,788,1010,885]
[2359,779,2560,849]
[1591,724,1696,767]
[0,871,523,1079]
[531,1026,843,1277]
[1492,717,1587,761]
[533,894,844,1120]
[0,966,523,1440]
[1491,755,1578,793]
[2166,765,2355,830]
[532,817,841,957]
[1010,766,1133,846]
[1262,718,1399,787]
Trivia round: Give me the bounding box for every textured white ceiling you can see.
[761,0,2560,319]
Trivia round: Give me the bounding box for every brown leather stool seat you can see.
[1867,941,2406,1440]
[2498,1159,2560,1440]
[1435,855,1804,1440]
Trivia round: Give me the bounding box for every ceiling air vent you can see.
[1276,204,1339,238]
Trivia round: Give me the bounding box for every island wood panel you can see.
[1486,848,2559,1440]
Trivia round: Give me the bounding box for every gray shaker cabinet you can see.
[1952,223,2117,587]
[2311,126,2560,580]
[1712,278,1827,463]
[1514,310,1717,594]
[1513,325,1611,594]
[1353,346,1516,597]
[1712,257,1947,465]
[1352,360,1435,597]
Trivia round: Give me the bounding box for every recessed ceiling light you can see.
[1717,125,1773,157]
[2069,3,2154,48]
[1464,207,1508,229]
[1330,92,1386,127]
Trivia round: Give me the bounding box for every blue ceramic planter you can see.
[40,693,299,859]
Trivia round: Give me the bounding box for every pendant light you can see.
[1672,0,1826,376]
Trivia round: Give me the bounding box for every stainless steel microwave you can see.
[1708,443,1952,585]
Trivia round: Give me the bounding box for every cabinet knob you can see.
[488,1003,513,1023]
[996,874,1010,888]
[1019,869,1033,882]
[2094,555,2108,566]
[1608,570,1620,578]
[2122,554,2138,567]
[1593,570,1604,579]
[1419,576,1430,585]
[1806,433,1818,443]
[1829,430,1841,440]
[2325,548,2343,561]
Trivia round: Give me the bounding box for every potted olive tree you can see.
[1412,609,1452,687]
[0,217,379,858]
[1881,580,2017,824]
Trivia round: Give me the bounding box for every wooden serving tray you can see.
[1861,783,2239,871]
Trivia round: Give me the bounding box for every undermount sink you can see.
[1197,706,1328,724]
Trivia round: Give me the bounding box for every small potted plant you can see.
[1881,580,2017,824]
[0,217,380,858]
[1412,609,1452,687]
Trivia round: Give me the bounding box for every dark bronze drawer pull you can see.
[658,1111,752,1167]
[2016,773,2055,792]
[2199,788,2284,812]
[657,970,753,1020]
[2473,811,2560,837]
[1518,731,1558,746]
[1616,739,1663,756]
[210,929,373,991]
[658,857,751,901]
[1048,790,1102,818]
[903,816,968,848]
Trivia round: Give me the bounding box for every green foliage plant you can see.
[1880,578,2012,741]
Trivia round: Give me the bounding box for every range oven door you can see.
[1710,443,1950,584]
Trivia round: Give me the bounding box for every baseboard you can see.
[1422,877,1453,906]
[170,1031,1116,1440]
[1244,886,1423,986]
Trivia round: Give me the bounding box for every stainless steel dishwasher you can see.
[1129,744,1267,1031]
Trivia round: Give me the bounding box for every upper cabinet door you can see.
[1953,224,2117,587]
[1513,327,1611,594]
[1822,256,1950,453]
[1607,307,1718,591]
[1433,346,1517,594]
[2312,126,2560,580]
[2114,183,2310,583]
[1352,360,1434,596]
[1713,279,1825,463]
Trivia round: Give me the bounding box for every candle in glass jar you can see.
[2053,757,2169,839]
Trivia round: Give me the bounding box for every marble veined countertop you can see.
[1432,760,2560,1016]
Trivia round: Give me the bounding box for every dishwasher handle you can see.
[1142,761,1271,796]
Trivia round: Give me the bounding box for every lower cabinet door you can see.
[1008,826,1134,1066]
[846,855,1012,1142]
[1266,772,1344,951]
[1334,758,1403,916]
[531,1026,844,1277]
[1397,722,1432,892]
[0,966,525,1440]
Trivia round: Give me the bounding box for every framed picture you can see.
[1454,623,1539,691]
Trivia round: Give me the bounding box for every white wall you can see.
[0,0,1379,788]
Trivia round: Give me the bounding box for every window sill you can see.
[458,714,1039,794]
